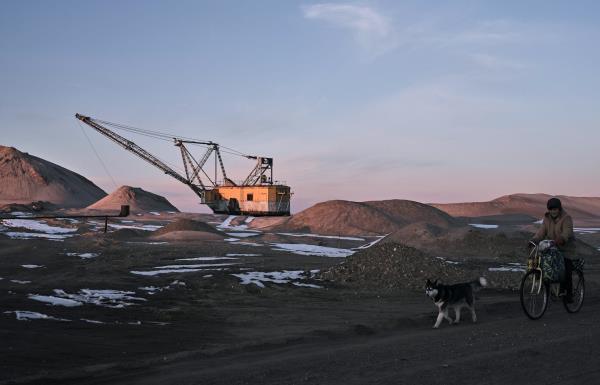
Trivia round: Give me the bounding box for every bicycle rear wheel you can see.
[520,270,549,320]
[564,270,584,313]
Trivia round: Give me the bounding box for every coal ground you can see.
[1,215,600,385]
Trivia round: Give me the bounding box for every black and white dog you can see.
[425,277,487,328]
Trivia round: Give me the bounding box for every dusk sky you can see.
[1,1,599,213]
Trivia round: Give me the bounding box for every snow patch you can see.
[5,310,70,321]
[10,280,31,284]
[2,232,73,240]
[225,253,261,257]
[469,224,499,229]
[66,252,99,259]
[232,270,321,288]
[277,232,365,241]
[1,219,77,233]
[271,243,354,258]
[28,294,83,307]
[22,264,44,269]
[225,232,260,238]
[131,267,228,276]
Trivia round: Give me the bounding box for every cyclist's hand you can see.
[554,237,565,246]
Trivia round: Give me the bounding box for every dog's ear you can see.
[433,279,438,286]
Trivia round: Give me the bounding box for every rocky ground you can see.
[1,212,599,385]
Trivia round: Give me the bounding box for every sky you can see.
[1,1,599,213]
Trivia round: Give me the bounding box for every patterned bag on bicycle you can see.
[540,247,565,283]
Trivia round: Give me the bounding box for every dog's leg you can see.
[433,311,444,328]
[454,306,461,324]
[470,306,477,323]
[443,309,453,325]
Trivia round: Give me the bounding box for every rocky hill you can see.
[0,145,106,208]
[87,185,179,213]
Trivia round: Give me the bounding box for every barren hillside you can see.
[274,199,457,236]
[87,185,179,213]
[0,145,106,208]
[431,193,600,221]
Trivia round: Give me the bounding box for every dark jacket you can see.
[532,210,576,254]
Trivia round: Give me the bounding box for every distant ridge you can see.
[431,193,600,220]
[0,145,106,208]
[87,185,179,213]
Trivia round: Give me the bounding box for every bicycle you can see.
[519,240,585,320]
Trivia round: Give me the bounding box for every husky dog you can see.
[425,277,487,329]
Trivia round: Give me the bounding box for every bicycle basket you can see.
[540,247,565,283]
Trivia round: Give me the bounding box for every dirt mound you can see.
[151,231,224,242]
[276,199,456,236]
[432,193,600,222]
[87,186,179,213]
[320,243,474,290]
[320,242,537,290]
[0,145,106,208]
[152,219,222,236]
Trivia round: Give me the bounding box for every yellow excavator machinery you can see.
[76,114,291,216]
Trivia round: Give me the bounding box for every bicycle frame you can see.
[527,241,544,295]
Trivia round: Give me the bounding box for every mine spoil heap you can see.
[87,185,179,213]
[279,199,457,236]
[0,145,106,208]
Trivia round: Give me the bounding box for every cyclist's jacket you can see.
[532,210,576,253]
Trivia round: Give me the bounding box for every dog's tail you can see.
[471,277,488,290]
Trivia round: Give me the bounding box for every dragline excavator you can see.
[75,114,291,216]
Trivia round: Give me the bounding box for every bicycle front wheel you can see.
[520,270,549,320]
[564,270,585,313]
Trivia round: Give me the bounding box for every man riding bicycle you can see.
[530,197,575,303]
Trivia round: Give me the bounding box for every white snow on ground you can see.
[22,264,44,269]
[488,265,526,272]
[108,223,163,231]
[138,286,163,294]
[10,280,31,284]
[0,277,3,280]
[176,256,238,261]
[225,232,260,238]
[436,257,461,265]
[224,238,239,242]
[271,243,354,258]
[277,233,365,241]
[4,310,70,321]
[149,211,161,216]
[225,253,261,257]
[121,220,135,223]
[533,219,543,224]
[2,232,74,241]
[231,270,321,288]
[469,224,499,229]
[574,227,600,234]
[126,241,169,245]
[1,219,77,233]
[81,318,105,324]
[218,216,261,232]
[293,282,323,289]
[28,294,83,307]
[354,235,388,250]
[66,252,99,259]
[30,289,146,308]
[131,267,228,276]
[156,263,237,269]
[9,212,33,217]
[56,289,146,308]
